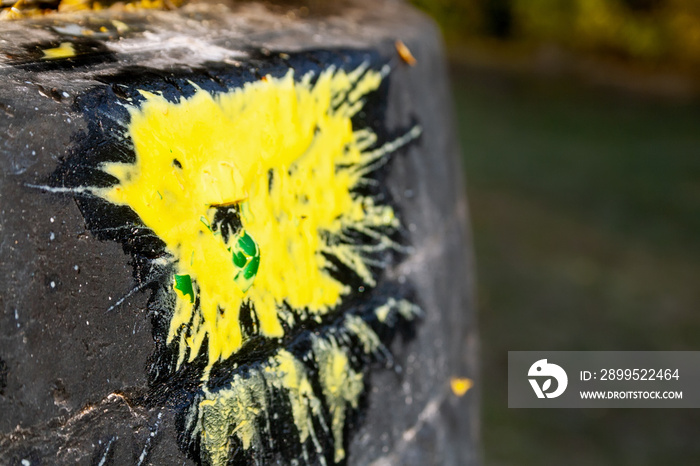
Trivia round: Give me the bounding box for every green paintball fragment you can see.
[232,250,247,268]
[244,255,260,280]
[174,274,195,303]
[238,231,257,256]
[229,231,260,293]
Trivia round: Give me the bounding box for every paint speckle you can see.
[395,40,417,66]
[49,232,55,241]
[42,42,76,60]
[50,281,56,289]
[450,377,473,397]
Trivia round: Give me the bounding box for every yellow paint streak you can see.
[99,67,397,374]
[196,300,422,465]
[375,297,422,323]
[265,350,322,444]
[42,42,75,60]
[450,377,473,397]
[344,315,381,354]
[314,338,364,463]
[198,373,266,466]
[200,349,325,466]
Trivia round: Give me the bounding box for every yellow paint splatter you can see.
[198,372,267,465]
[314,337,364,463]
[450,377,473,397]
[98,65,419,377]
[198,349,325,466]
[195,299,421,466]
[344,314,381,354]
[42,42,75,60]
[375,297,422,323]
[265,350,323,445]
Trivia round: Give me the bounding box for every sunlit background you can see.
[409,1,700,465]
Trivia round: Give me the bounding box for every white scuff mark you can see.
[109,32,248,65]
[87,225,151,234]
[105,272,166,313]
[53,24,84,36]
[400,395,442,444]
[97,436,117,466]
[24,184,97,198]
[380,64,391,78]
[137,416,162,466]
[368,393,446,466]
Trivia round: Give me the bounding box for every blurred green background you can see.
[409,1,700,465]
[413,0,700,73]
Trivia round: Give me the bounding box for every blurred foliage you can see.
[452,63,700,466]
[410,0,700,69]
[0,0,184,20]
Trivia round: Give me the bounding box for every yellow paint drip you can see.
[314,337,364,463]
[450,377,473,397]
[196,298,421,465]
[98,66,404,375]
[42,42,75,60]
[265,350,323,445]
[344,314,381,354]
[375,297,422,323]
[198,372,267,466]
[199,340,365,465]
[199,349,326,466]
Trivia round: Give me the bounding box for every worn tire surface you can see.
[0,1,478,465]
